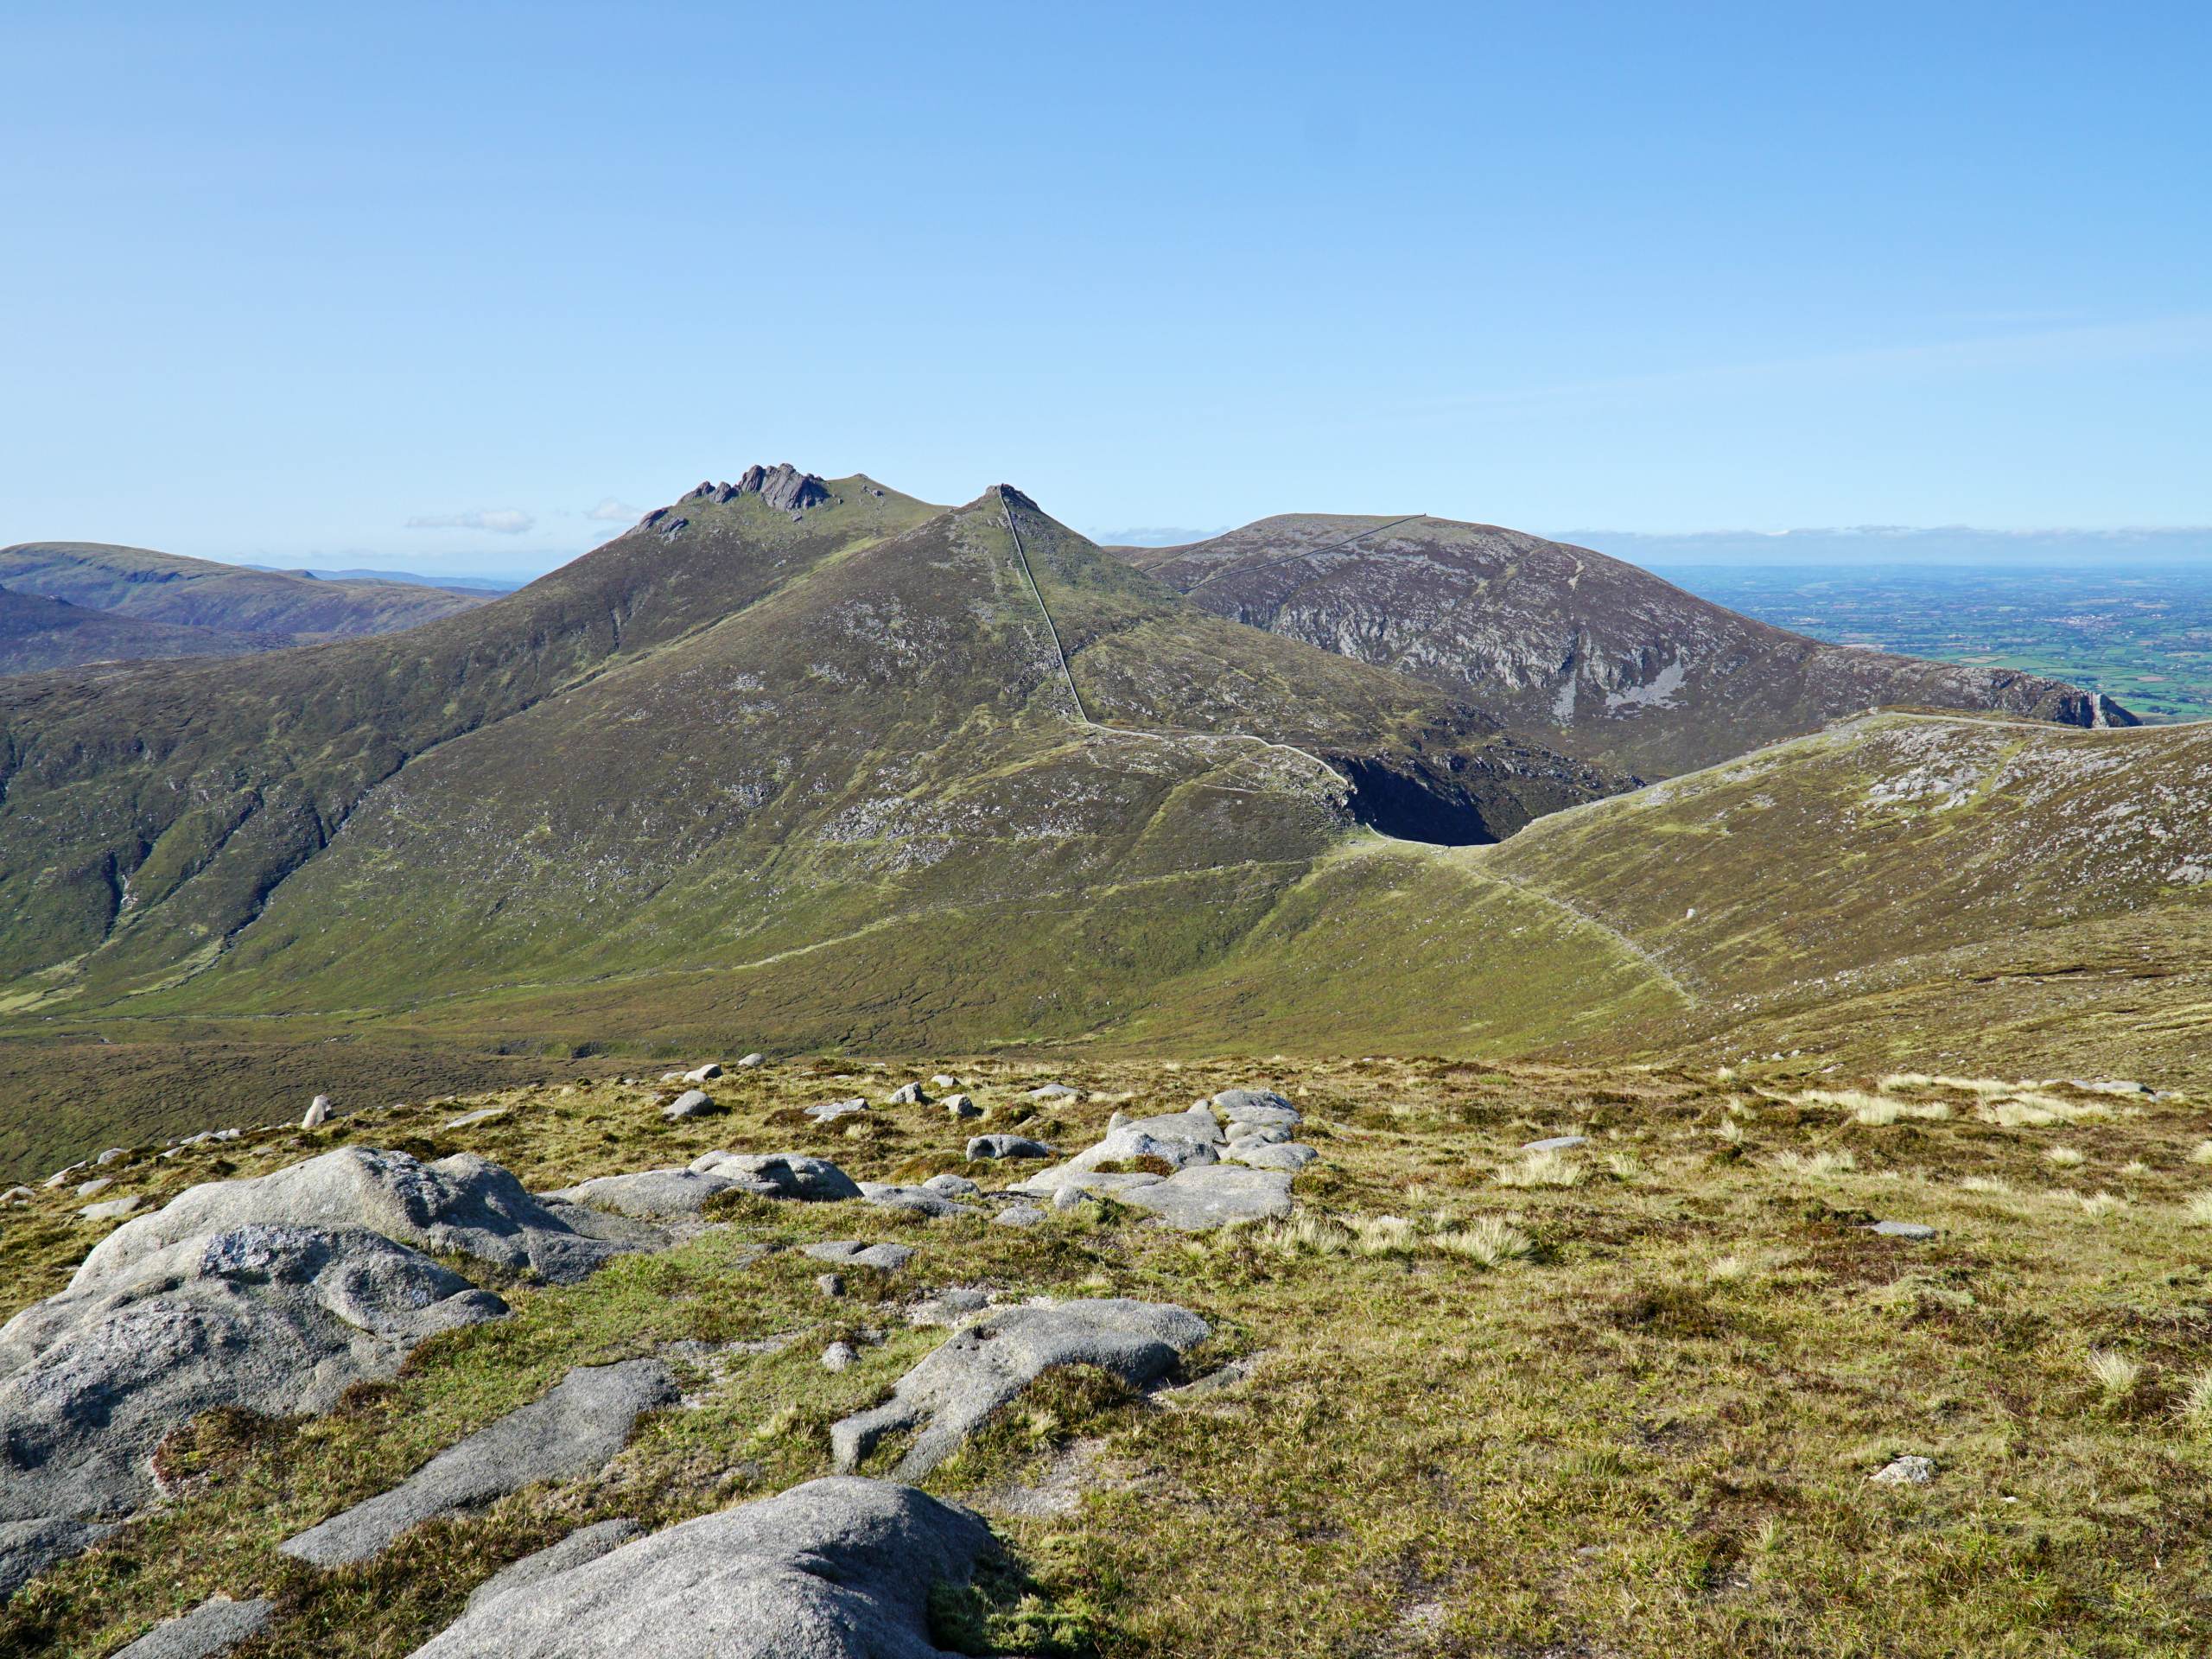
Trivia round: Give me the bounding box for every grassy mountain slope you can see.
[1148,711,2212,1085]
[0,586,274,675]
[1120,515,2133,776]
[0,541,489,640]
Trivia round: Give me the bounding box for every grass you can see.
[11,1053,2212,1656]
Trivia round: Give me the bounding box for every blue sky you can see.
[2,2,2206,579]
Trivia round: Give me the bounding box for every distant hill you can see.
[1117,515,2133,776]
[0,541,491,641]
[0,585,276,676]
[240,563,522,594]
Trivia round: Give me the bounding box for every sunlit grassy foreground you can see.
[4,1053,2209,1657]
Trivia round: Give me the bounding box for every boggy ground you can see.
[5,1053,2211,1657]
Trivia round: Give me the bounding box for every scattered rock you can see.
[110,1593,273,1659]
[443,1108,508,1131]
[994,1205,1046,1228]
[79,1147,638,1286]
[73,1177,114,1199]
[690,1152,863,1202]
[1051,1185,1090,1212]
[806,1097,870,1123]
[931,1074,958,1089]
[302,1096,332,1130]
[803,1241,916,1273]
[821,1342,858,1373]
[1871,1455,1936,1484]
[922,1173,981,1199]
[282,1361,677,1567]
[857,1182,981,1218]
[78,1195,141,1223]
[735,1053,767,1070]
[95,1147,130,1166]
[1026,1084,1080,1101]
[1522,1135,1588,1153]
[1866,1221,1938,1241]
[886,1082,930,1106]
[833,1300,1211,1476]
[466,1519,643,1615]
[683,1063,724,1083]
[1223,1141,1319,1172]
[1117,1166,1295,1230]
[817,1273,846,1299]
[906,1287,992,1328]
[1211,1089,1300,1129]
[967,1135,1053,1161]
[0,1516,116,1601]
[0,1187,30,1207]
[944,1094,982,1119]
[1225,1120,1291,1145]
[661,1089,719,1121]
[407,1478,993,1659]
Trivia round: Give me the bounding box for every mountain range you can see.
[0,541,491,673]
[1,467,2194,1178]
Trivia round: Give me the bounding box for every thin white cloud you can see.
[586,498,643,523]
[404,509,535,535]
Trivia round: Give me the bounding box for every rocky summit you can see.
[0,467,2208,1659]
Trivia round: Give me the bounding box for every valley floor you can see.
[7,1055,2211,1656]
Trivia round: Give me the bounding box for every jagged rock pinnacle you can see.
[678,464,830,514]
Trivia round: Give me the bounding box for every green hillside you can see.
[0,586,272,675]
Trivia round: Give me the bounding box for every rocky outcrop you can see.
[282,1361,677,1567]
[110,1594,273,1659]
[830,1300,1211,1477]
[0,1147,650,1599]
[409,1478,995,1658]
[683,464,830,514]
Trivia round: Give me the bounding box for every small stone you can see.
[1211,1089,1300,1128]
[804,1241,916,1273]
[74,1176,114,1198]
[887,1082,930,1106]
[79,1195,142,1222]
[301,1094,332,1129]
[683,1063,725,1083]
[944,1094,982,1119]
[906,1287,990,1327]
[661,1089,720,1121]
[922,1173,981,1199]
[931,1074,957,1089]
[1521,1135,1588,1153]
[821,1341,858,1373]
[967,1135,1054,1160]
[1026,1084,1079,1101]
[994,1205,1046,1228]
[95,1147,129,1166]
[735,1053,766,1069]
[1866,1221,1937,1240]
[1224,1141,1319,1171]
[0,1185,31,1205]
[658,1071,685,1083]
[1870,1455,1936,1484]
[443,1108,508,1130]
[806,1097,870,1123]
[1052,1185,1087,1212]
[817,1273,845,1299]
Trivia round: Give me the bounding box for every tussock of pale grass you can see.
[2120,1160,2151,1179]
[2045,1147,2087,1168]
[2184,1193,2212,1225]
[1795,1088,1888,1114]
[1605,1151,1643,1181]
[1496,1149,1584,1188]
[2181,1370,2212,1425]
[2088,1349,2143,1400]
[2077,1192,2127,1220]
[2191,1141,2212,1166]
[1849,1098,1951,1126]
[1887,1074,2014,1096]
[1707,1254,1751,1283]
[1770,1150,1858,1179]
[1431,1216,1534,1267]
[1959,1175,2016,1197]
[1715,1117,1745,1145]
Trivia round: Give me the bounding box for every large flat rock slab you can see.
[111,1594,273,1659]
[1119,1166,1295,1230]
[409,1477,995,1659]
[832,1299,1210,1478]
[283,1360,677,1567]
